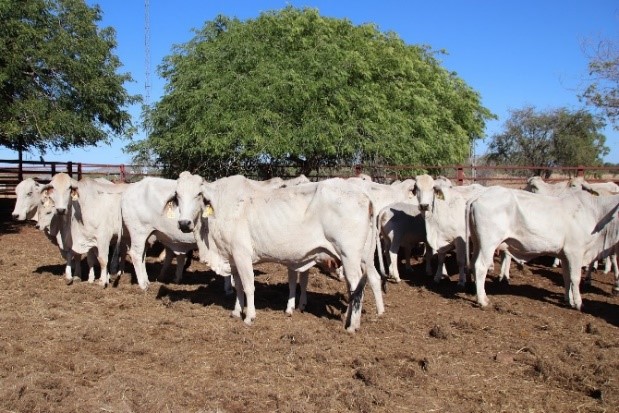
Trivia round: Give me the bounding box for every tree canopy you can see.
[486,106,608,176]
[0,0,139,154]
[581,38,619,130]
[134,7,493,178]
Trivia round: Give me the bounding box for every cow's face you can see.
[12,179,41,220]
[174,171,206,233]
[413,174,435,213]
[41,173,78,215]
[35,193,56,234]
[525,176,542,193]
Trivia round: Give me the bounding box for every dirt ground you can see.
[0,199,618,413]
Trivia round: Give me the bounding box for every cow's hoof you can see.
[65,277,74,286]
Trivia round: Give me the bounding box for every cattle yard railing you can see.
[0,159,161,198]
[1,159,618,198]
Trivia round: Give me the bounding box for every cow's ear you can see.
[40,184,53,196]
[200,184,216,215]
[41,192,52,208]
[434,186,447,201]
[581,182,600,196]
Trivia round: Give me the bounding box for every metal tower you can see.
[144,0,151,105]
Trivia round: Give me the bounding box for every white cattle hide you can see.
[175,173,382,332]
[377,202,429,282]
[41,173,127,287]
[468,186,619,309]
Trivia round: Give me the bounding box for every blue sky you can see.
[3,0,618,164]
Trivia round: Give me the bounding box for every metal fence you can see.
[1,159,618,198]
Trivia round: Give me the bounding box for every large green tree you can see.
[486,106,608,176]
[135,7,493,178]
[0,0,139,154]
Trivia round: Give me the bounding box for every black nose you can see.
[35,223,41,230]
[419,204,429,212]
[178,220,192,233]
[11,213,19,220]
[56,208,66,215]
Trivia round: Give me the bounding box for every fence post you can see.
[51,163,56,176]
[456,166,465,186]
[67,161,73,178]
[120,164,126,182]
[577,165,584,177]
[77,163,82,180]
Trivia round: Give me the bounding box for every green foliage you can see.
[580,38,619,130]
[0,0,139,153]
[486,106,608,176]
[134,7,493,178]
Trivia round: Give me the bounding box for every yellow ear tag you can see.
[166,202,176,219]
[71,191,79,201]
[436,191,445,201]
[202,204,214,218]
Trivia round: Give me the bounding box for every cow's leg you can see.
[335,266,344,281]
[498,251,512,282]
[343,263,367,333]
[366,264,384,315]
[64,250,74,285]
[128,235,150,290]
[116,237,129,275]
[298,271,309,312]
[388,233,401,282]
[562,256,583,310]
[611,251,619,295]
[73,253,82,280]
[232,256,256,324]
[86,250,97,283]
[158,247,174,281]
[603,256,611,274]
[473,246,494,308]
[285,269,298,316]
[583,262,594,287]
[425,245,434,277]
[173,253,186,284]
[223,275,234,296]
[455,239,468,287]
[230,271,244,319]
[433,251,446,283]
[96,239,111,288]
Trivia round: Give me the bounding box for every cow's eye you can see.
[26,192,32,197]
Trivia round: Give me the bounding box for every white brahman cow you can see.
[173,172,385,332]
[468,186,619,308]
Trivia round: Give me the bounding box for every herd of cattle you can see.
[10,171,619,332]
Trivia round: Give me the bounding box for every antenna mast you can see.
[144,0,151,105]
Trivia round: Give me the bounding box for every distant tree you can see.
[486,106,608,177]
[580,38,619,129]
[0,0,139,155]
[133,7,493,178]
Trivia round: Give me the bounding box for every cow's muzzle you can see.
[56,208,66,215]
[178,219,193,233]
[419,203,430,212]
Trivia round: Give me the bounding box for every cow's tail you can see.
[465,198,472,281]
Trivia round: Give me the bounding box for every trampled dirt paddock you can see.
[0,199,618,413]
